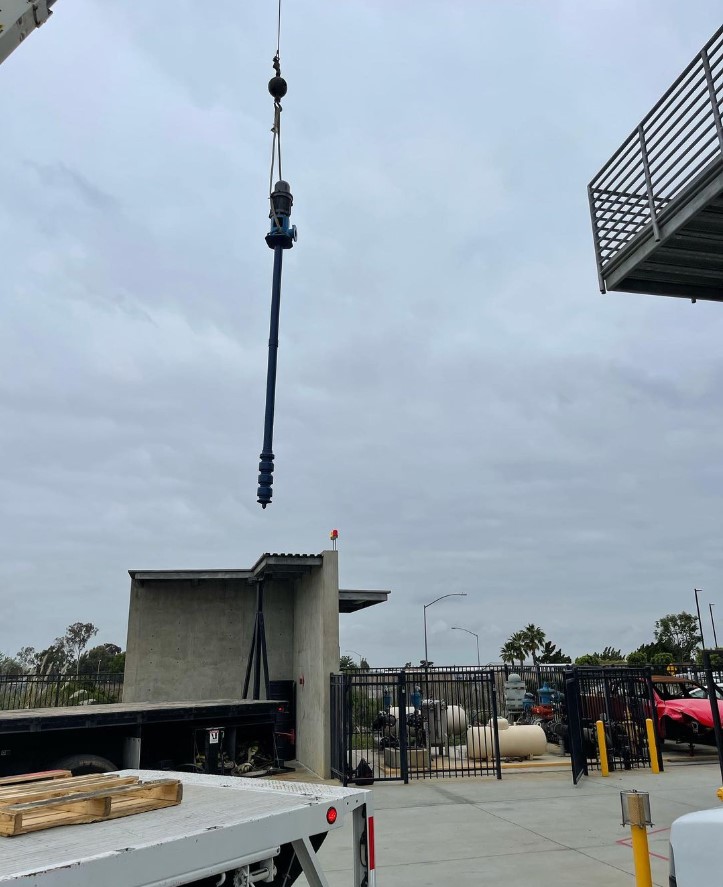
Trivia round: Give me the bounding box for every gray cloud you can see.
[1,1,722,666]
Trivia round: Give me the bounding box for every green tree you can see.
[651,652,674,670]
[501,633,526,668]
[575,654,601,666]
[695,650,723,668]
[520,624,546,664]
[15,646,36,671]
[537,641,572,664]
[627,642,671,664]
[63,623,99,676]
[79,644,124,674]
[0,653,23,675]
[339,655,358,672]
[599,647,624,662]
[627,651,647,666]
[34,640,71,674]
[654,612,701,662]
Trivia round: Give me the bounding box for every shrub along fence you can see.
[0,673,124,709]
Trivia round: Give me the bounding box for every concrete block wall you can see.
[293,551,340,777]
[123,552,341,777]
[123,578,294,702]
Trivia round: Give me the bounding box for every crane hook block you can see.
[268,76,288,100]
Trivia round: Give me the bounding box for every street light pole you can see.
[423,593,467,670]
[451,626,480,668]
[345,649,365,666]
[695,588,707,650]
[710,604,719,648]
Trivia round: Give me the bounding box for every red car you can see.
[652,676,723,746]
[578,675,723,748]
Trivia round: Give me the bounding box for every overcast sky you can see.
[1,1,723,667]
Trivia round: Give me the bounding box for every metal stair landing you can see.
[589,25,723,303]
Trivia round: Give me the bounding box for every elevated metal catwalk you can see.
[589,25,723,303]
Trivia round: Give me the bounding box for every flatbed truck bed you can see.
[0,701,281,777]
[0,700,275,733]
[0,771,375,887]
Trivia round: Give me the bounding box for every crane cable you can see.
[269,0,283,227]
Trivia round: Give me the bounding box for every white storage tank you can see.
[446,704,468,736]
[467,718,546,760]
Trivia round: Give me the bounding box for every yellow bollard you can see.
[645,718,660,774]
[596,719,609,776]
[621,791,653,887]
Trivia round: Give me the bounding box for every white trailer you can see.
[0,771,376,887]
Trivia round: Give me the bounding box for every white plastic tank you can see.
[467,718,546,760]
[446,704,468,736]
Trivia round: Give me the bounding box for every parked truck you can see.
[0,699,286,778]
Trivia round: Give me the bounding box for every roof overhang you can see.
[339,589,390,613]
[129,560,390,614]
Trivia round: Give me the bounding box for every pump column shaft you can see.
[257,179,295,508]
[257,247,284,506]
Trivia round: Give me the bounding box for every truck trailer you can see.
[0,700,283,778]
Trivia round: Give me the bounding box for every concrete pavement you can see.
[313,761,723,886]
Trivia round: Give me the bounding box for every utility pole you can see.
[695,588,706,650]
[710,603,719,648]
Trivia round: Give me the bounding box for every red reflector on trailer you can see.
[368,816,376,870]
[326,806,338,825]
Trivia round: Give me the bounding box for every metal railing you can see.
[589,25,723,289]
[0,673,124,710]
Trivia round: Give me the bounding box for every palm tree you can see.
[520,624,546,665]
[499,641,518,666]
[503,632,526,669]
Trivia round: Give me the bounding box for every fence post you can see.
[645,720,660,774]
[644,668,664,773]
[343,673,352,786]
[54,674,62,707]
[596,720,610,776]
[489,673,502,780]
[397,672,409,784]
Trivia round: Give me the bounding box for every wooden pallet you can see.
[0,773,183,836]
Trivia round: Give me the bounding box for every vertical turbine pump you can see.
[257,24,297,509]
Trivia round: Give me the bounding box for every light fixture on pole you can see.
[451,626,480,668]
[423,593,467,670]
[345,649,365,666]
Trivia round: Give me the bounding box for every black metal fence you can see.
[331,668,502,784]
[0,673,124,710]
[565,666,662,783]
[333,664,667,785]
